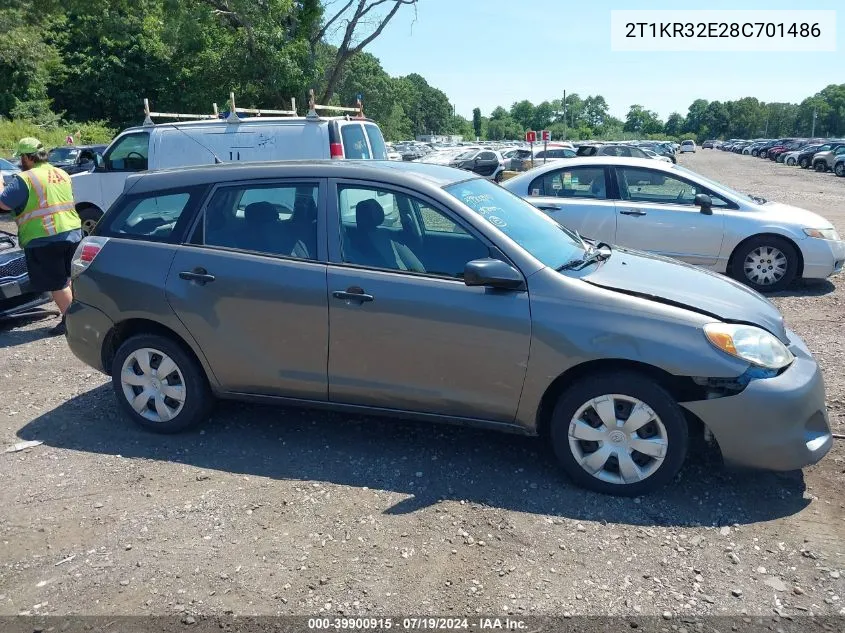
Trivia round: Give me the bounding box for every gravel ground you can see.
[0,151,843,623]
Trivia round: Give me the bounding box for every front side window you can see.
[337,185,487,278]
[201,183,319,260]
[445,178,586,270]
[340,124,371,159]
[616,167,729,208]
[102,187,203,240]
[104,132,150,172]
[529,166,607,199]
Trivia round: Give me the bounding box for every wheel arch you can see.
[726,232,804,280]
[102,318,215,386]
[534,359,708,440]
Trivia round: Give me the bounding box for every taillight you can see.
[71,236,109,278]
[330,142,344,159]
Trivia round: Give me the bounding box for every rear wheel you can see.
[730,235,798,292]
[786,157,796,166]
[799,157,810,169]
[111,334,213,433]
[549,372,688,496]
[814,161,827,172]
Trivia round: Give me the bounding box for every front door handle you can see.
[534,204,561,211]
[332,286,374,303]
[179,268,216,285]
[619,209,647,216]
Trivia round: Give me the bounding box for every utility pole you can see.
[562,90,567,140]
[811,108,817,137]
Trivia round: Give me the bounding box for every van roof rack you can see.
[142,92,299,126]
[306,89,365,120]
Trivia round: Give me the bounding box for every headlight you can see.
[703,323,793,370]
[803,228,840,240]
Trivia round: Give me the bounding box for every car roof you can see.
[118,116,380,136]
[123,159,479,195]
[506,156,680,181]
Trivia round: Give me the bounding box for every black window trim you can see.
[528,165,614,200]
[102,130,151,173]
[611,165,739,210]
[326,177,506,283]
[183,177,328,263]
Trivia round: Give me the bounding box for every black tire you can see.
[835,163,845,177]
[799,157,810,169]
[786,157,796,166]
[814,161,827,172]
[111,333,213,433]
[729,235,798,293]
[77,206,103,236]
[549,372,689,497]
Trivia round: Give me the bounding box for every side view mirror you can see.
[464,258,524,290]
[695,193,713,214]
[93,154,106,171]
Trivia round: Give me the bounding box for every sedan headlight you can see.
[803,228,840,240]
[703,323,793,370]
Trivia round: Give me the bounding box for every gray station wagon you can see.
[65,160,832,496]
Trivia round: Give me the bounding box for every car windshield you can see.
[443,177,587,270]
[0,158,19,170]
[48,147,79,162]
[671,164,759,204]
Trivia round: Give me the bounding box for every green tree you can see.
[664,112,685,137]
[510,100,534,130]
[472,107,482,139]
[683,99,709,135]
[702,101,730,139]
[582,95,609,129]
[624,104,663,135]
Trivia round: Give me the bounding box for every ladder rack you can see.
[306,89,365,119]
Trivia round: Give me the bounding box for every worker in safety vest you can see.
[0,137,82,336]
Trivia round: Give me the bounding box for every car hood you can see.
[580,247,788,341]
[753,201,836,229]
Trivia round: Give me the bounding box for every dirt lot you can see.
[0,151,843,622]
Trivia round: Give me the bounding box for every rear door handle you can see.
[332,287,374,303]
[619,209,647,216]
[179,268,216,285]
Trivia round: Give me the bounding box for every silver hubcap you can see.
[120,348,186,423]
[81,218,98,236]
[568,394,668,485]
[743,246,787,286]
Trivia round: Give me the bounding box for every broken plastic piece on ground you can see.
[5,440,43,453]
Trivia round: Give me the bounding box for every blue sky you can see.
[361,0,842,121]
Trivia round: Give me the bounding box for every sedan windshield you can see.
[0,158,19,170]
[444,178,586,270]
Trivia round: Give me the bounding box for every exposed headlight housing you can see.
[703,323,793,370]
[803,228,840,240]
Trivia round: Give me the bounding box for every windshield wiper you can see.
[557,245,612,271]
[748,194,767,204]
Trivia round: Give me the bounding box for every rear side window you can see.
[99,186,205,241]
[341,124,371,159]
[364,124,388,159]
[529,166,607,199]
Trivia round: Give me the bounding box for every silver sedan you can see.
[502,157,845,292]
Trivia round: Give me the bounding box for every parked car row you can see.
[709,137,845,177]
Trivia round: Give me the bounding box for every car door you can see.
[325,180,531,422]
[613,166,726,266]
[164,179,329,399]
[98,131,152,211]
[522,165,616,243]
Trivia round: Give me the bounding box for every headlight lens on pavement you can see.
[803,228,840,240]
[703,323,794,370]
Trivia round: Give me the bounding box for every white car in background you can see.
[680,140,697,153]
[502,157,844,292]
[641,148,673,163]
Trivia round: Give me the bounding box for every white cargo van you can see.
[71,103,389,234]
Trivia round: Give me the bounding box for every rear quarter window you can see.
[340,124,372,159]
[96,185,206,242]
[364,124,388,159]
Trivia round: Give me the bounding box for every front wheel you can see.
[799,157,810,169]
[730,235,798,292]
[111,334,213,433]
[814,161,827,172]
[835,163,845,177]
[786,157,796,166]
[549,372,689,496]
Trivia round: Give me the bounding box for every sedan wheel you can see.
[799,158,810,169]
[112,334,212,433]
[835,163,845,177]
[814,161,827,172]
[786,157,796,166]
[550,372,688,496]
[730,236,798,292]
